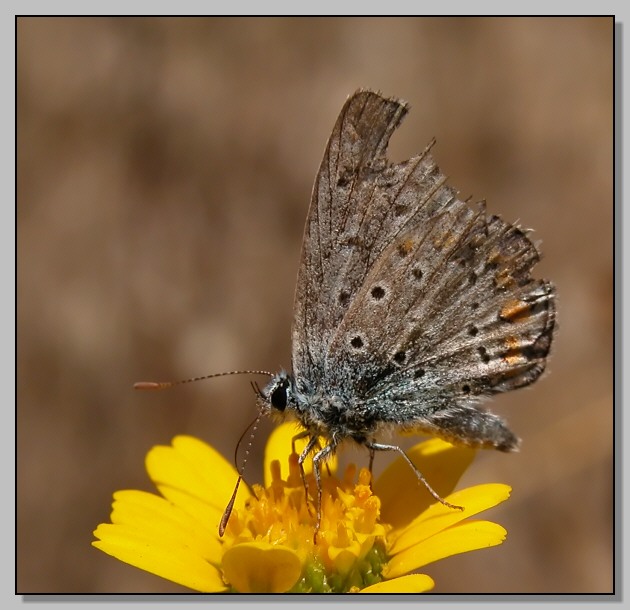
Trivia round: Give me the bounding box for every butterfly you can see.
[255,89,556,528]
[136,89,556,534]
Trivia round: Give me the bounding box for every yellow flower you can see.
[93,423,511,593]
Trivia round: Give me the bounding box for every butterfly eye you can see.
[270,378,290,411]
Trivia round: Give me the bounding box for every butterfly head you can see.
[259,371,296,415]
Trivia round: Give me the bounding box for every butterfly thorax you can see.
[260,371,377,444]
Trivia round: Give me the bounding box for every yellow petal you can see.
[263,422,337,487]
[154,485,226,558]
[373,438,476,529]
[383,520,507,579]
[145,435,250,513]
[360,574,435,593]
[106,490,222,563]
[389,484,511,554]
[92,524,226,592]
[222,541,302,593]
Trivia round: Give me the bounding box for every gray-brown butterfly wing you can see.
[327,198,555,449]
[291,90,412,380]
[291,90,555,450]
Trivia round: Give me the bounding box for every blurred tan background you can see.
[17,17,613,594]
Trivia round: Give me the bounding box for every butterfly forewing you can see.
[292,92,411,381]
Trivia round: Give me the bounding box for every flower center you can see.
[221,452,390,592]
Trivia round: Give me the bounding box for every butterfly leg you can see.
[365,441,464,511]
[309,442,336,540]
[291,430,311,455]
[368,446,376,490]
[296,434,320,516]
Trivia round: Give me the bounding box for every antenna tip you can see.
[134,381,167,390]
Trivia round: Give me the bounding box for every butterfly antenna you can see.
[219,412,263,536]
[134,370,273,390]
[134,369,271,535]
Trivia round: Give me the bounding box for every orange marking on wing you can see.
[503,336,525,366]
[398,238,415,256]
[500,299,532,322]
